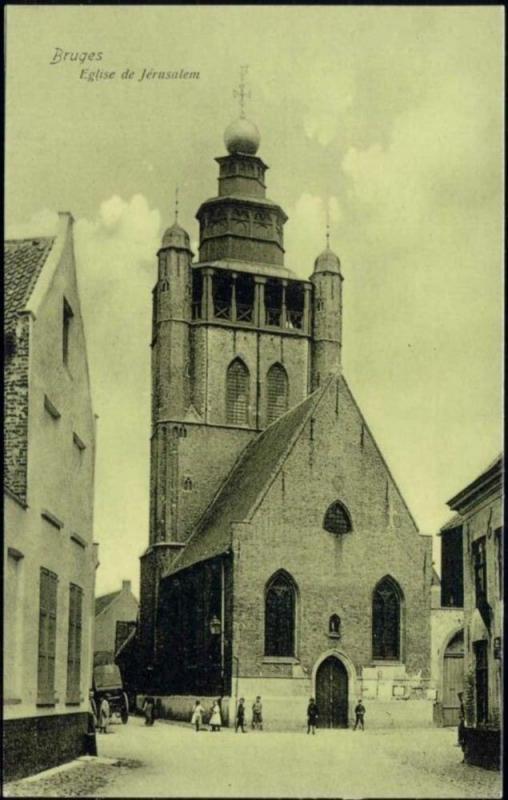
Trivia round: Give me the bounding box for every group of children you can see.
[190,696,366,733]
[191,696,264,732]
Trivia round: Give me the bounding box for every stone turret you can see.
[310,244,343,390]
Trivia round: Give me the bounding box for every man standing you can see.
[353,699,366,730]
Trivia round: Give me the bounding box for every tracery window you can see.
[372,576,402,660]
[266,363,289,424]
[323,501,352,535]
[226,358,250,425]
[264,571,296,657]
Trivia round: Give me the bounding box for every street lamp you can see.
[209,615,221,636]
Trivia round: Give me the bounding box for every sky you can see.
[5,6,504,597]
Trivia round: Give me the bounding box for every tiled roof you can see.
[165,382,329,577]
[95,590,121,616]
[4,238,55,330]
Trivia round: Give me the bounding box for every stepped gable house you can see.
[4,214,97,779]
[138,109,434,729]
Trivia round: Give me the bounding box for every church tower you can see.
[139,73,316,674]
[310,239,343,389]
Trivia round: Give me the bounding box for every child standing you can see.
[251,696,263,730]
[209,699,222,732]
[235,697,247,732]
[353,699,366,730]
[191,700,204,732]
[307,698,318,734]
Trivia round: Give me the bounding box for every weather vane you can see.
[233,65,250,118]
[326,206,330,249]
[175,186,179,223]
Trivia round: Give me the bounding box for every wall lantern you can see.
[209,615,222,636]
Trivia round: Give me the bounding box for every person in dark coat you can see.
[353,699,366,730]
[143,695,155,726]
[235,697,247,733]
[307,698,318,734]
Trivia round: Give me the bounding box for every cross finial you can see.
[175,186,179,223]
[233,65,250,118]
[326,207,330,249]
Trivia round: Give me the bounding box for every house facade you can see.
[94,579,139,665]
[137,113,434,729]
[446,455,502,769]
[4,214,98,780]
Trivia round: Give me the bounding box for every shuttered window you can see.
[38,567,58,704]
[226,359,250,425]
[66,583,83,703]
[266,364,288,424]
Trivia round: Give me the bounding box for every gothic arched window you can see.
[323,501,352,535]
[264,571,296,657]
[266,363,289,424]
[372,576,403,660]
[226,358,250,425]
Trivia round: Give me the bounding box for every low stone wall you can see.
[3,712,90,782]
[138,687,434,731]
[136,695,231,727]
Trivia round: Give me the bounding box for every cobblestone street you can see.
[4,716,501,798]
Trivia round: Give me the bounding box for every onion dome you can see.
[161,222,191,250]
[313,246,341,274]
[224,117,261,155]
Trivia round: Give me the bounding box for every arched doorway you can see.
[442,629,464,726]
[315,656,349,728]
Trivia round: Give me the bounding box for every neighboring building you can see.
[431,527,464,727]
[3,214,98,780]
[94,579,138,665]
[137,108,434,729]
[446,455,502,770]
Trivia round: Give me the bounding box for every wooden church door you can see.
[316,656,349,728]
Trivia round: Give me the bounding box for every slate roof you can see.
[95,590,121,616]
[439,513,463,533]
[165,381,330,577]
[4,238,55,330]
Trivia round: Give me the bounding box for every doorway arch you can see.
[315,655,349,728]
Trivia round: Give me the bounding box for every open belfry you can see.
[138,70,433,729]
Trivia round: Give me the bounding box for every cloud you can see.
[285,193,342,276]
[301,70,354,147]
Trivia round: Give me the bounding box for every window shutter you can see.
[66,584,83,702]
[38,568,58,704]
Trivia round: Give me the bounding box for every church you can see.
[137,96,434,729]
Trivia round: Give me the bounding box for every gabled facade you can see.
[138,112,433,729]
[94,579,139,665]
[446,455,502,769]
[3,214,98,780]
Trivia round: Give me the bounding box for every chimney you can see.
[122,580,131,593]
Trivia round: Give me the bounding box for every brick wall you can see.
[232,375,432,688]
[4,316,30,502]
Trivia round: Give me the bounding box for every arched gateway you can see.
[315,655,349,728]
